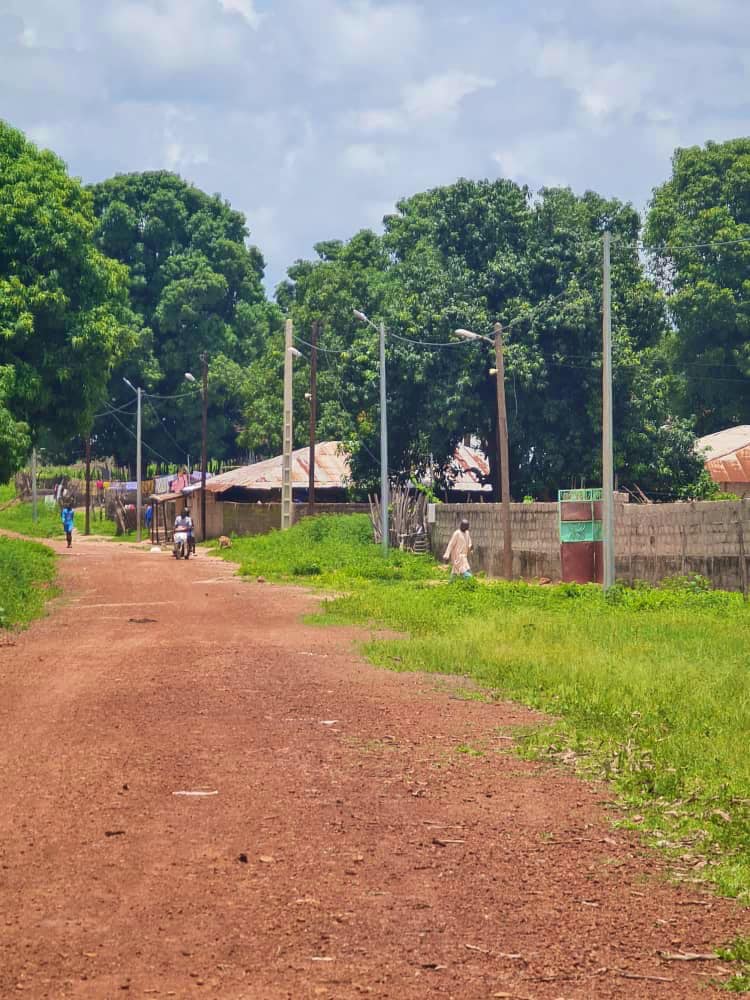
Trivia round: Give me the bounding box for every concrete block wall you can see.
[432,500,750,591]
[221,501,371,538]
[431,503,561,580]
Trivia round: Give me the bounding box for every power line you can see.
[294,335,350,356]
[92,398,137,419]
[103,405,177,466]
[144,398,189,461]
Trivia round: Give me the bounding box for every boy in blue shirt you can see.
[61,504,74,548]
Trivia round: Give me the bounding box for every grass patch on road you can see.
[219,514,750,903]
[0,536,57,629]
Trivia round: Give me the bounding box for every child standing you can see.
[61,504,74,548]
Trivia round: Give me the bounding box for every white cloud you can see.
[341,142,388,173]
[402,72,495,122]
[218,0,262,29]
[2,0,749,290]
[536,37,652,123]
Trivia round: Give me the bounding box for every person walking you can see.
[61,504,75,549]
[444,518,473,580]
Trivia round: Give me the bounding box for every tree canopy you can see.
[0,120,136,482]
[88,171,280,466]
[645,138,750,434]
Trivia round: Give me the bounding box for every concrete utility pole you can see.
[602,231,615,590]
[31,447,38,523]
[378,320,389,555]
[201,352,208,541]
[281,318,294,530]
[353,309,390,554]
[493,323,513,579]
[307,321,318,515]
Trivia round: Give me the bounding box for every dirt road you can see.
[1,536,748,999]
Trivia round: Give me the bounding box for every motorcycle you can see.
[173,529,191,560]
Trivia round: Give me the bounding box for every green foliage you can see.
[645,138,750,434]
[219,515,750,900]
[717,938,750,992]
[0,494,64,537]
[88,170,282,466]
[279,181,700,497]
[681,469,741,501]
[0,120,137,479]
[0,536,57,628]
[213,513,438,587]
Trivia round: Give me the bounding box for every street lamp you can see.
[184,353,208,541]
[122,377,143,542]
[454,323,513,579]
[354,308,389,554]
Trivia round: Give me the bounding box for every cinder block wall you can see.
[432,500,750,591]
[431,503,561,579]
[221,502,371,538]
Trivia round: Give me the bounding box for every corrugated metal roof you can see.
[206,441,350,493]
[698,426,750,484]
[697,426,750,461]
[446,442,491,492]
[205,440,494,495]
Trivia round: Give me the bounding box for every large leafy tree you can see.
[275,178,700,497]
[0,120,136,481]
[645,138,750,434]
[89,171,280,468]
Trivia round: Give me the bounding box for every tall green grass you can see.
[0,485,136,542]
[219,514,750,902]
[0,536,57,628]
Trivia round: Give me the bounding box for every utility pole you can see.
[31,447,38,523]
[136,387,142,543]
[379,320,389,554]
[201,352,208,541]
[307,321,318,515]
[84,435,91,535]
[493,323,513,579]
[602,231,615,590]
[281,318,294,530]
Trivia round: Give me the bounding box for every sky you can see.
[2,0,749,290]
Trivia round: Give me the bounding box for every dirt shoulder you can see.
[1,538,748,999]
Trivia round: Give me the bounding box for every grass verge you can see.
[0,536,58,629]
[0,485,137,543]
[217,514,750,906]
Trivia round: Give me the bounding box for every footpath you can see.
[1,537,748,998]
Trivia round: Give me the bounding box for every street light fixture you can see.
[122,377,143,542]
[354,308,389,554]
[454,323,513,579]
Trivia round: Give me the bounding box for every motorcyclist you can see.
[173,507,193,558]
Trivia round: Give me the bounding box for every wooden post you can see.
[84,435,92,536]
[307,321,318,515]
[738,516,748,602]
[281,318,294,530]
[201,352,208,541]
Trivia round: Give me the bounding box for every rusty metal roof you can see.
[205,439,493,495]
[206,441,350,493]
[698,426,750,484]
[446,442,491,492]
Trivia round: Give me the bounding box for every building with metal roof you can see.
[697,426,750,497]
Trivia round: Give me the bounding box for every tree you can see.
[0,120,136,481]
[89,171,280,468]
[645,138,750,434]
[274,178,699,498]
